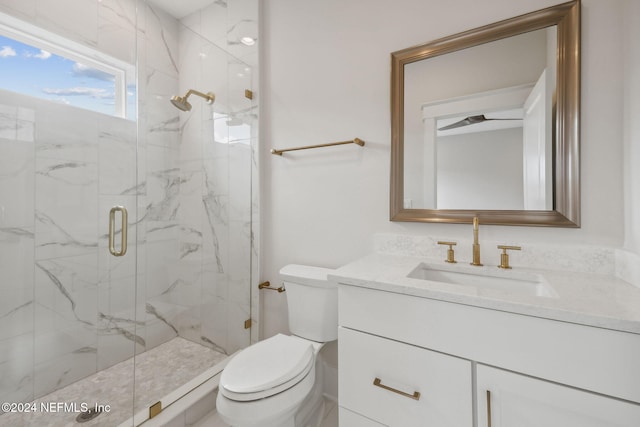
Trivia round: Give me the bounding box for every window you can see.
[0,12,135,119]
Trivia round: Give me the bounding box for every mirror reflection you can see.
[403,27,557,211]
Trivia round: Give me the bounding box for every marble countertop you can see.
[330,253,640,335]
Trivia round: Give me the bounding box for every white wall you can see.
[261,0,627,337]
[437,128,524,210]
[623,0,640,254]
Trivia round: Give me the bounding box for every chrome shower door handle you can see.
[108,206,128,257]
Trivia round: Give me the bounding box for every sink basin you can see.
[407,263,557,298]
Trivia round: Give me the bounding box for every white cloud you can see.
[42,87,114,99]
[34,49,51,59]
[0,46,17,58]
[72,62,114,81]
[23,49,52,59]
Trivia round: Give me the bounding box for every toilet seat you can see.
[220,334,315,401]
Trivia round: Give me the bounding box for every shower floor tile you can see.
[1,337,227,427]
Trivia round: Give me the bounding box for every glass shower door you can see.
[0,93,140,427]
[0,2,140,425]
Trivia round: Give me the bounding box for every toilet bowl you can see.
[216,334,326,427]
[216,265,337,427]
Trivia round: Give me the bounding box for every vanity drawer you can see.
[338,327,472,427]
[339,407,385,426]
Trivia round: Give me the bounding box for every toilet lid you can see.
[220,334,314,401]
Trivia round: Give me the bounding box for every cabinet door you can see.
[477,365,640,427]
[339,327,472,426]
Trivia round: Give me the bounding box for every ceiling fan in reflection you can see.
[437,114,522,131]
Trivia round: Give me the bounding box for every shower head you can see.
[170,89,215,112]
[170,95,192,111]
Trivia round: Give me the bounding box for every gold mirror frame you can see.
[390,0,580,227]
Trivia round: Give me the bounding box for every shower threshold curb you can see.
[120,354,234,427]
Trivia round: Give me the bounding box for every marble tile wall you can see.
[0,0,258,407]
[0,97,36,404]
[165,0,257,357]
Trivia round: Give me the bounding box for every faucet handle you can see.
[437,241,457,263]
[497,245,521,269]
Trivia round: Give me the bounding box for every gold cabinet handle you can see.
[108,206,128,257]
[486,390,492,427]
[373,377,420,401]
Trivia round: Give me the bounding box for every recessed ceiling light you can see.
[240,36,255,46]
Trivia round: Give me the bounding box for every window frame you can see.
[0,11,135,119]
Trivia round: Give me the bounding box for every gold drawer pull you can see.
[373,377,421,401]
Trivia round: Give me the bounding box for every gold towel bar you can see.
[271,138,365,156]
[258,281,286,293]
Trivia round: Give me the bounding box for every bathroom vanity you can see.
[331,253,640,426]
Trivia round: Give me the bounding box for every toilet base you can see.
[293,377,325,427]
[217,357,325,427]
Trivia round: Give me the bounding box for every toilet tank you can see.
[279,264,338,342]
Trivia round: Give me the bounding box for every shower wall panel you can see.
[136,2,183,353]
[0,99,36,404]
[156,0,258,357]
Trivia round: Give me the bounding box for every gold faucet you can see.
[497,245,521,269]
[471,216,483,266]
[437,241,458,263]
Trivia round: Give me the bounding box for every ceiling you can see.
[146,0,217,19]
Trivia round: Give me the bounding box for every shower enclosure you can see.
[0,0,258,425]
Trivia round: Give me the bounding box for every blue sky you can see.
[0,34,134,117]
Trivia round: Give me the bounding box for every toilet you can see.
[216,264,338,427]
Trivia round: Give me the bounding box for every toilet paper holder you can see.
[258,281,286,293]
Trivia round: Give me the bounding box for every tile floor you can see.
[193,398,339,427]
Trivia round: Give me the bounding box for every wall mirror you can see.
[390,0,580,226]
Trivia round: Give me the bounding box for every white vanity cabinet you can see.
[338,283,640,427]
